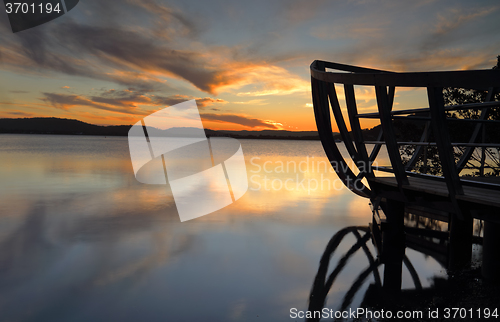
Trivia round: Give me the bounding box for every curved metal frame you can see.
[311,60,500,202]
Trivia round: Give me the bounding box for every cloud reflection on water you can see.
[0,135,443,321]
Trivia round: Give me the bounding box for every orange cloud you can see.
[200,113,282,129]
[147,94,227,108]
[41,93,149,115]
[0,111,34,118]
[233,99,269,105]
[40,91,227,117]
[215,64,310,96]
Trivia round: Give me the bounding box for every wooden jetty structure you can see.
[310,60,500,287]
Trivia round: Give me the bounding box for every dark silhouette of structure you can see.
[310,60,500,285]
[307,223,489,322]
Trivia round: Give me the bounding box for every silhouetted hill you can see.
[1,117,419,141]
[0,117,130,136]
[205,129,322,140]
[0,117,329,140]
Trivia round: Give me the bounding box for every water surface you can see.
[0,135,445,321]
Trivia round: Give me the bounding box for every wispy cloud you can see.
[0,111,33,118]
[40,90,227,116]
[232,65,309,96]
[233,99,269,105]
[152,94,227,108]
[127,0,200,39]
[311,21,388,40]
[420,6,499,52]
[434,7,497,36]
[200,113,280,129]
[281,0,325,25]
[41,92,148,115]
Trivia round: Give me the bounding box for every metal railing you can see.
[310,60,500,200]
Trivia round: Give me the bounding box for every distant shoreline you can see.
[0,117,387,141]
[0,131,326,141]
[0,117,327,141]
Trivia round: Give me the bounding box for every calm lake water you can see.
[0,135,445,322]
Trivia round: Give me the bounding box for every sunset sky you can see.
[1,0,499,131]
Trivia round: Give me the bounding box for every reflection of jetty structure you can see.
[310,60,500,286]
[307,225,447,322]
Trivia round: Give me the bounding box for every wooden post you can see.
[448,212,472,270]
[382,199,405,292]
[482,221,500,282]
